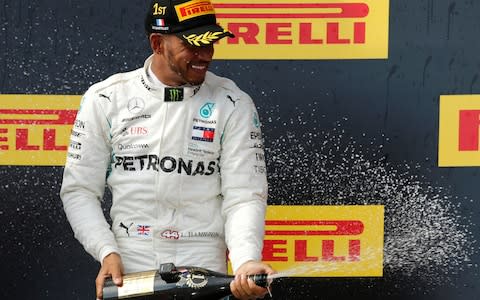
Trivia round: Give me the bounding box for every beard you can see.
[165,53,207,86]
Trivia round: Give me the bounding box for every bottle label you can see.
[117,270,156,299]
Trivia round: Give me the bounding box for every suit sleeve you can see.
[220,94,268,272]
[60,91,119,263]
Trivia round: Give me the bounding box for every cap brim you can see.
[175,24,235,47]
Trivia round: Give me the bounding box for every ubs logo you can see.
[128,98,145,114]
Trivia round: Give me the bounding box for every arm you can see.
[61,90,118,262]
[60,91,123,298]
[220,94,274,298]
[220,95,267,271]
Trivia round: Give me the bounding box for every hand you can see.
[95,252,124,300]
[230,260,275,300]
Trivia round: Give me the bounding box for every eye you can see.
[183,42,199,51]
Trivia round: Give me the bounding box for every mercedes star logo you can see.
[128,98,145,114]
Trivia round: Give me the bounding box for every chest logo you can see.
[128,97,145,114]
[200,102,215,118]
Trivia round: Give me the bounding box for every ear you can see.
[149,34,163,54]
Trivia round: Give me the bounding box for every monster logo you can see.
[165,87,184,102]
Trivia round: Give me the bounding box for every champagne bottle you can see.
[103,263,269,300]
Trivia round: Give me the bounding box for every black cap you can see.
[145,0,235,46]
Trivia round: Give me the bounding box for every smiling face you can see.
[150,34,214,86]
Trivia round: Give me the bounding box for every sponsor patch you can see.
[127,98,145,114]
[118,143,150,151]
[121,115,151,123]
[187,142,216,158]
[121,127,149,136]
[136,225,151,236]
[192,126,215,142]
[161,230,180,240]
[175,0,216,22]
[113,155,217,176]
[200,102,215,118]
[253,112,260,128]
[119,222,134,237]
[153,18,169,31]
[165,87,184,102]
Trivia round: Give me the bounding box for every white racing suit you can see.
[60,55,268,274]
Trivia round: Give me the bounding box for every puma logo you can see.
[99,93,112,102]
[119,222,133,236]
[227,95,239,107]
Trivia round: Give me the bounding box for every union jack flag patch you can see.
[137,225,151,236]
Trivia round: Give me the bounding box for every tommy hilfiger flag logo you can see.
[192,126,215,142]
[137,225,151,236]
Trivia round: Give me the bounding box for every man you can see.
[60,0,274,299]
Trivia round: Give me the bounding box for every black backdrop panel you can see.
[1,0,480,299]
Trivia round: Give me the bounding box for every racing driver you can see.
[60,0,274,299]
